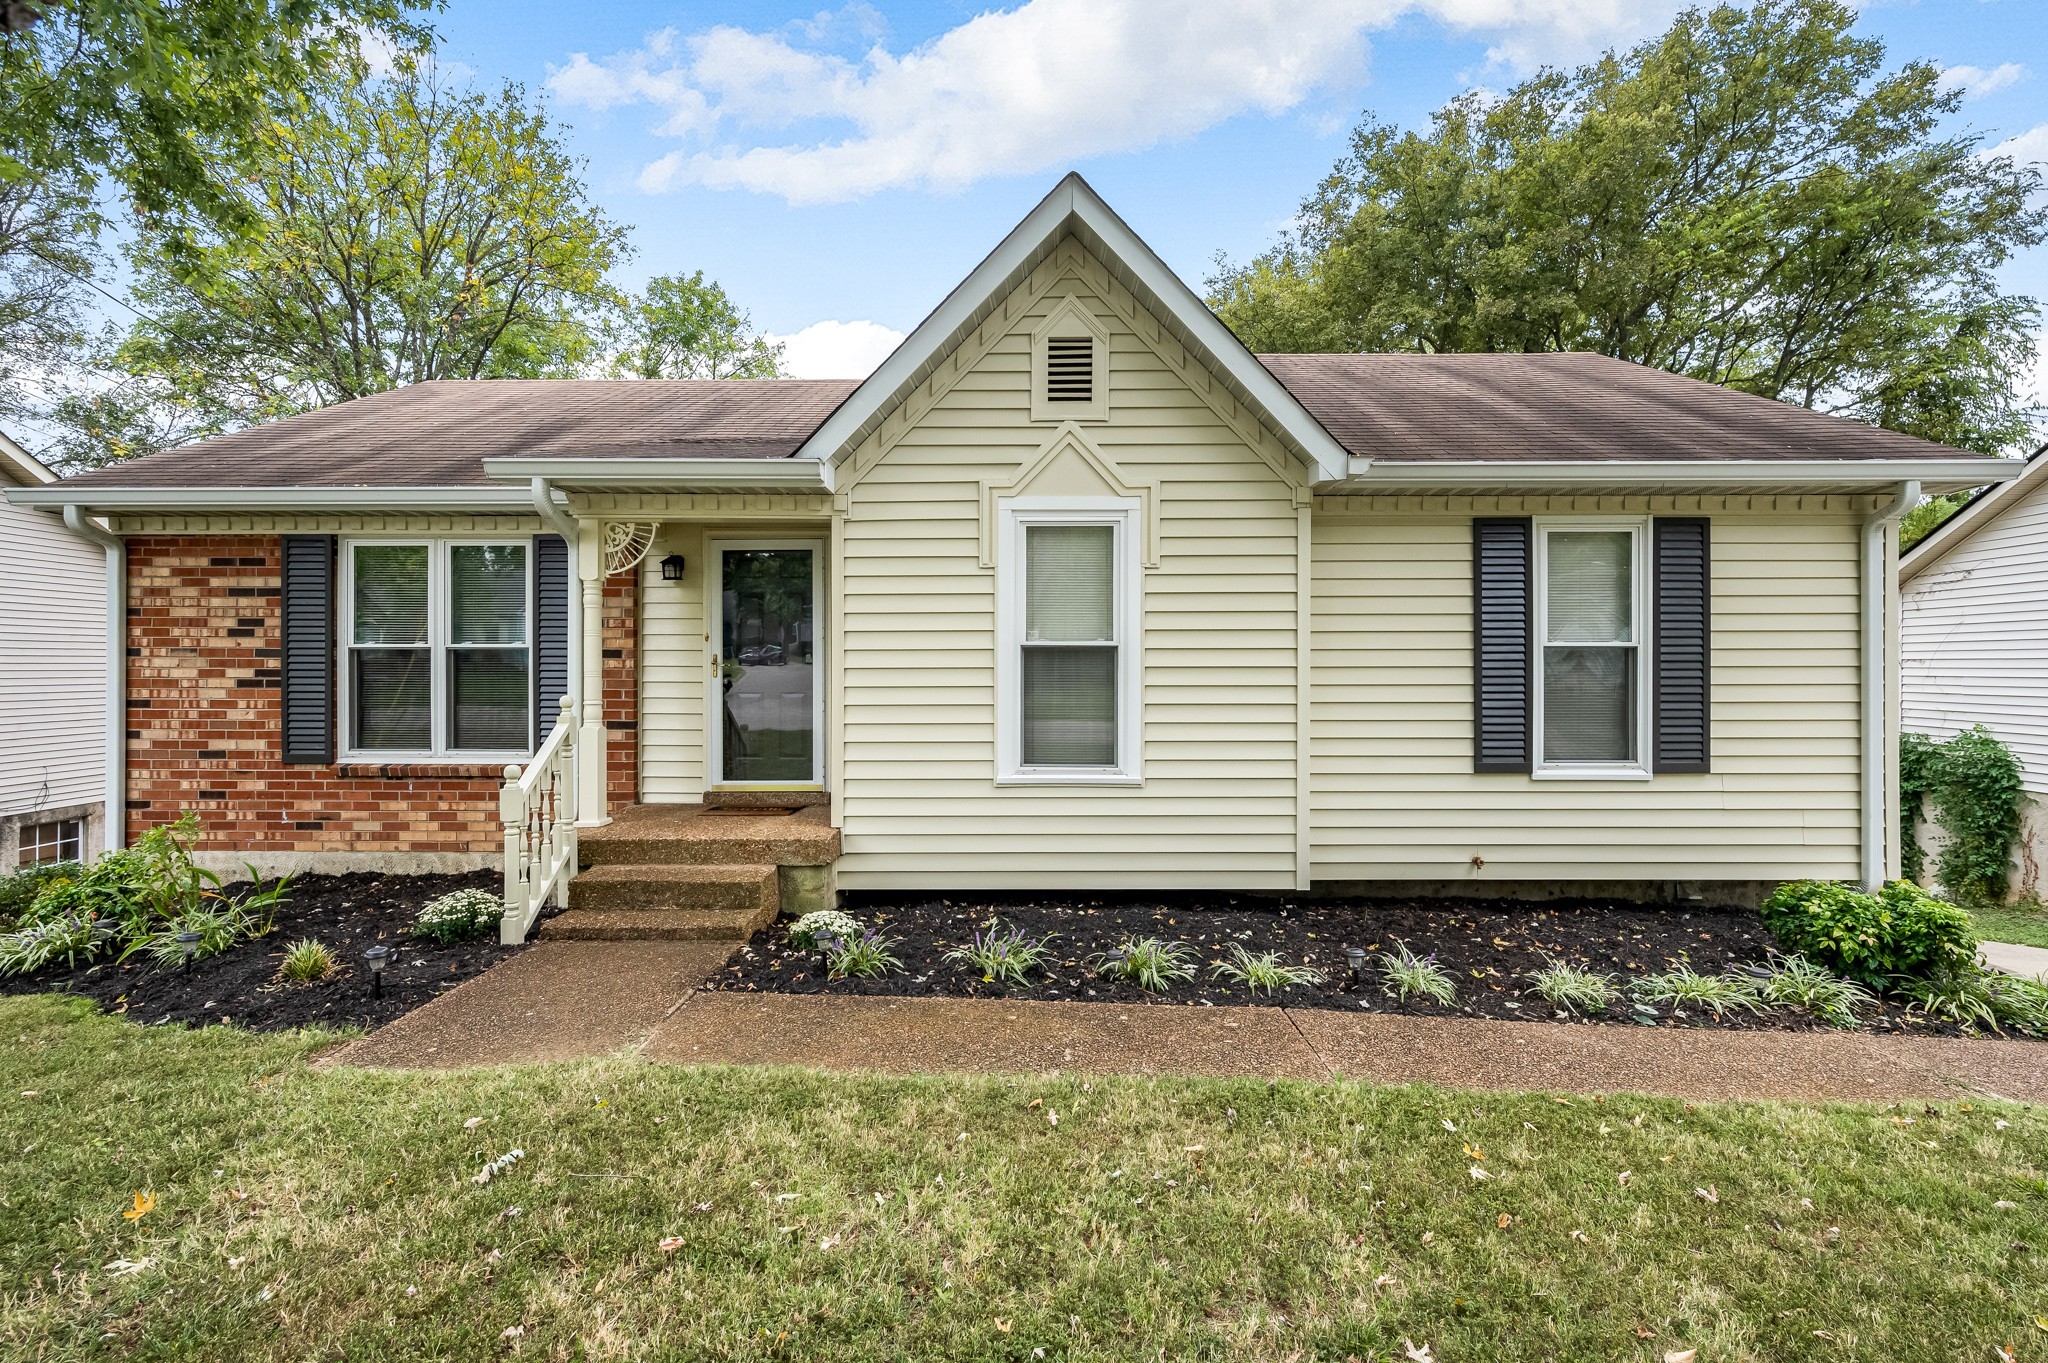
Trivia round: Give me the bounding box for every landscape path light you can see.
[176,930,201,973]
[364,944,392,997]
[1344,945,1368,984]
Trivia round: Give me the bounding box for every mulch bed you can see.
[0,871,526,1032]
[712,893,2000,1037]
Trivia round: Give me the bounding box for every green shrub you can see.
[138,900,271,967]
[943,922,1056,986]
[1525,958,1618,1015]
[1377,942,1457,1007]
[1991,974,2048,1036]
[1756,952,1876,1028]
[1090,937,1198,992]
[0,862,79,930]
[0,913,121,976]
[1899,725,2027,903]
[1759,879,1976,987]
[413,889,504,944]
[279,938,339,982]
[824,929,902,980]
[1209,945,1322,995]
[1631,965,1767,1016]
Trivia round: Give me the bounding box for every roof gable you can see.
[1901,442,2048,582]
[795,172,1351,483]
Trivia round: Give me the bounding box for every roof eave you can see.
[482,457,830,491]
[4,485,537,512]
[1899,442,2048,582]
[1327,457,2020,495]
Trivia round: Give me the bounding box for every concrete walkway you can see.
[1982,938,2048,979]
[328,942,2048,1103]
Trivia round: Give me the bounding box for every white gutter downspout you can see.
[63,506,125,854]
[1862,480,1918,890]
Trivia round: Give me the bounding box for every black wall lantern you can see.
[659,553,687,581]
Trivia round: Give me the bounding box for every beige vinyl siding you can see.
[1310,503,1864,883]
[1901,475,2048,797]
[0,468,106,817]
[640,523,708,801]
[834,245,1304,889]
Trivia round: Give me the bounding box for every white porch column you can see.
[577,522,610,825]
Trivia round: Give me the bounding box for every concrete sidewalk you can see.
[326,942,2047,1102]
[1982,938,2048,979]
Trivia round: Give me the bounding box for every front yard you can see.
[2,993,2043,1362]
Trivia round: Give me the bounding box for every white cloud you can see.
[549,0,1680,205]
[1989,121,2048,167]
[767,320,906,378]
[1939,62,2027,101]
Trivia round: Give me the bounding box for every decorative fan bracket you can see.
[601,522,660,577]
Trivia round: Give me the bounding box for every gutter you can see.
[1331,457,2018,493]
[1862,480,1919,890]
[483,457,832,490]
[6,485,536,511]
[61,507,125,854]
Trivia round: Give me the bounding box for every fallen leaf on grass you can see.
[1441,1119,1457,1132]
[1994,1200,2020,1210]
[1617,1171,1632,1187]
[1462,1143,1484,1161]
[104,1258,152,1276]
[462,1116,484,1130]
[1695,1186,1719,1204]
[501,1325,524,1340]
[1403,1340,1434,1362]
[1469,1166,1490,1181]
[1996,1345,2017,1363]
[1634,1325,1655,1339]
[658,1237,684,1252]
[693,1201,713,1212]
[1996,1119,2011,1131]
[122,1192,155,1221]
[1496,1213,1512,1229]
[1664,1351,1697,1363]
[995,1318,1013,1334]
[1570,1229,1588,1242]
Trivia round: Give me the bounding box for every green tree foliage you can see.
[612,271,786,380]
[0,0,432,237]
[48,61,630,466]
[0,173,101,427]
[1900,725,2028,903]
[1898,490,1973,552]
[1210,0,2046,455]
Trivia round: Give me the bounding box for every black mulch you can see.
[711,893,1998,1037]
[0,872,526,1032]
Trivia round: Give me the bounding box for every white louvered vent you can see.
[1044,336,1094,403]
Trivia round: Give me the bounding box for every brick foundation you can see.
[604,572,638,809]
[124,536,641,855]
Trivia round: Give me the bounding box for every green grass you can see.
[1973,905,2048,950]
[1,996,2045,1361]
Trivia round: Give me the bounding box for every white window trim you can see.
[19,818,83,866]
[995,496,1143,786]
[338,537,535,763]
[1531,516,1653,781]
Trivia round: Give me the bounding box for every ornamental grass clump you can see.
[1630,965,1767,1017]
[943,921,1056,987]
[1991,975,2048,1036]
[822,929,902,980]
[0,912,119,976]
[138,899,273,968]
[413,889,504,945]
[1524,958,1617,1015]
[1208,944,1322,995]
[1091,937,1198,992]
[788,909,862,951]
[279,938,339,983]
[1759,879,1975,987]
[1755,952,1876,1028]
[1377,941,1457,1007]
[1901,966,2003,1031]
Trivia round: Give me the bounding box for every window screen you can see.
[1021,523,1116,767]
[1540,529,1637,765]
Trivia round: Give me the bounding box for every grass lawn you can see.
[1975,906,2048,952]
[2,996,2044,1361]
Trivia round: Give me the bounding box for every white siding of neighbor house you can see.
[1901,475,2048,798]
[832,236,1305,889]
[1310,501,1867,884]
[0,461,106,820]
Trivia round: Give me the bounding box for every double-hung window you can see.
[1533,518,1650,778]
[997,501,1140,784]
[344,540,531,758]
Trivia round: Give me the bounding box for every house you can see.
[0,431,109,869]
[1899,445,2048,896]
[5,175,2015,941]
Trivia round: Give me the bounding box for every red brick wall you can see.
[124,536,641,854]
[604,572,639,809]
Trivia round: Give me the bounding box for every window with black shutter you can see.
[280,535,336,764]
[1653,518,1711,772]
[1472,518,1533,773]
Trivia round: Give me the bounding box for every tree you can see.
[1,0,432,239]
[1209,0,2047,455]
[51,62,631,465]
[0,172,101,429]
[613,272,786,380]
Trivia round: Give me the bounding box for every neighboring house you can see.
[2,175,2015,933]
[0,431,108,869]
[1899,445,2048,896]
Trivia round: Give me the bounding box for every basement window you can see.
[19,819,82,867]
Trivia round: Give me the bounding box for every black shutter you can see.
[280,535,336,764]
[532,534,570,749]
[1473,517,1534,773]
[1653,517,1711,773]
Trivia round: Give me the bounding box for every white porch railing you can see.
[500,696,578,944]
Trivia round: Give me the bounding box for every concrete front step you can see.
[704,789,831,810]
[569,863,779,915]
[542,906,766,942]
[580,803,840,869]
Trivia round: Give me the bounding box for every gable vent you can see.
[1045,336,1094,402]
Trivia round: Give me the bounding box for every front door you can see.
[709,541,822,786]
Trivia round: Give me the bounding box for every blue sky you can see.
[418,0,2048,384]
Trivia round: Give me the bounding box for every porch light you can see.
[176,930,201,973]
[363,944,392,997]
[1343,945,1367,982]
[660,553,687,581]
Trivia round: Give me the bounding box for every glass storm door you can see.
[714,544,820,785]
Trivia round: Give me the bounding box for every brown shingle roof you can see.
[51,353,1992,492]
[57,379,860,488]
[1258,351,1980,462]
